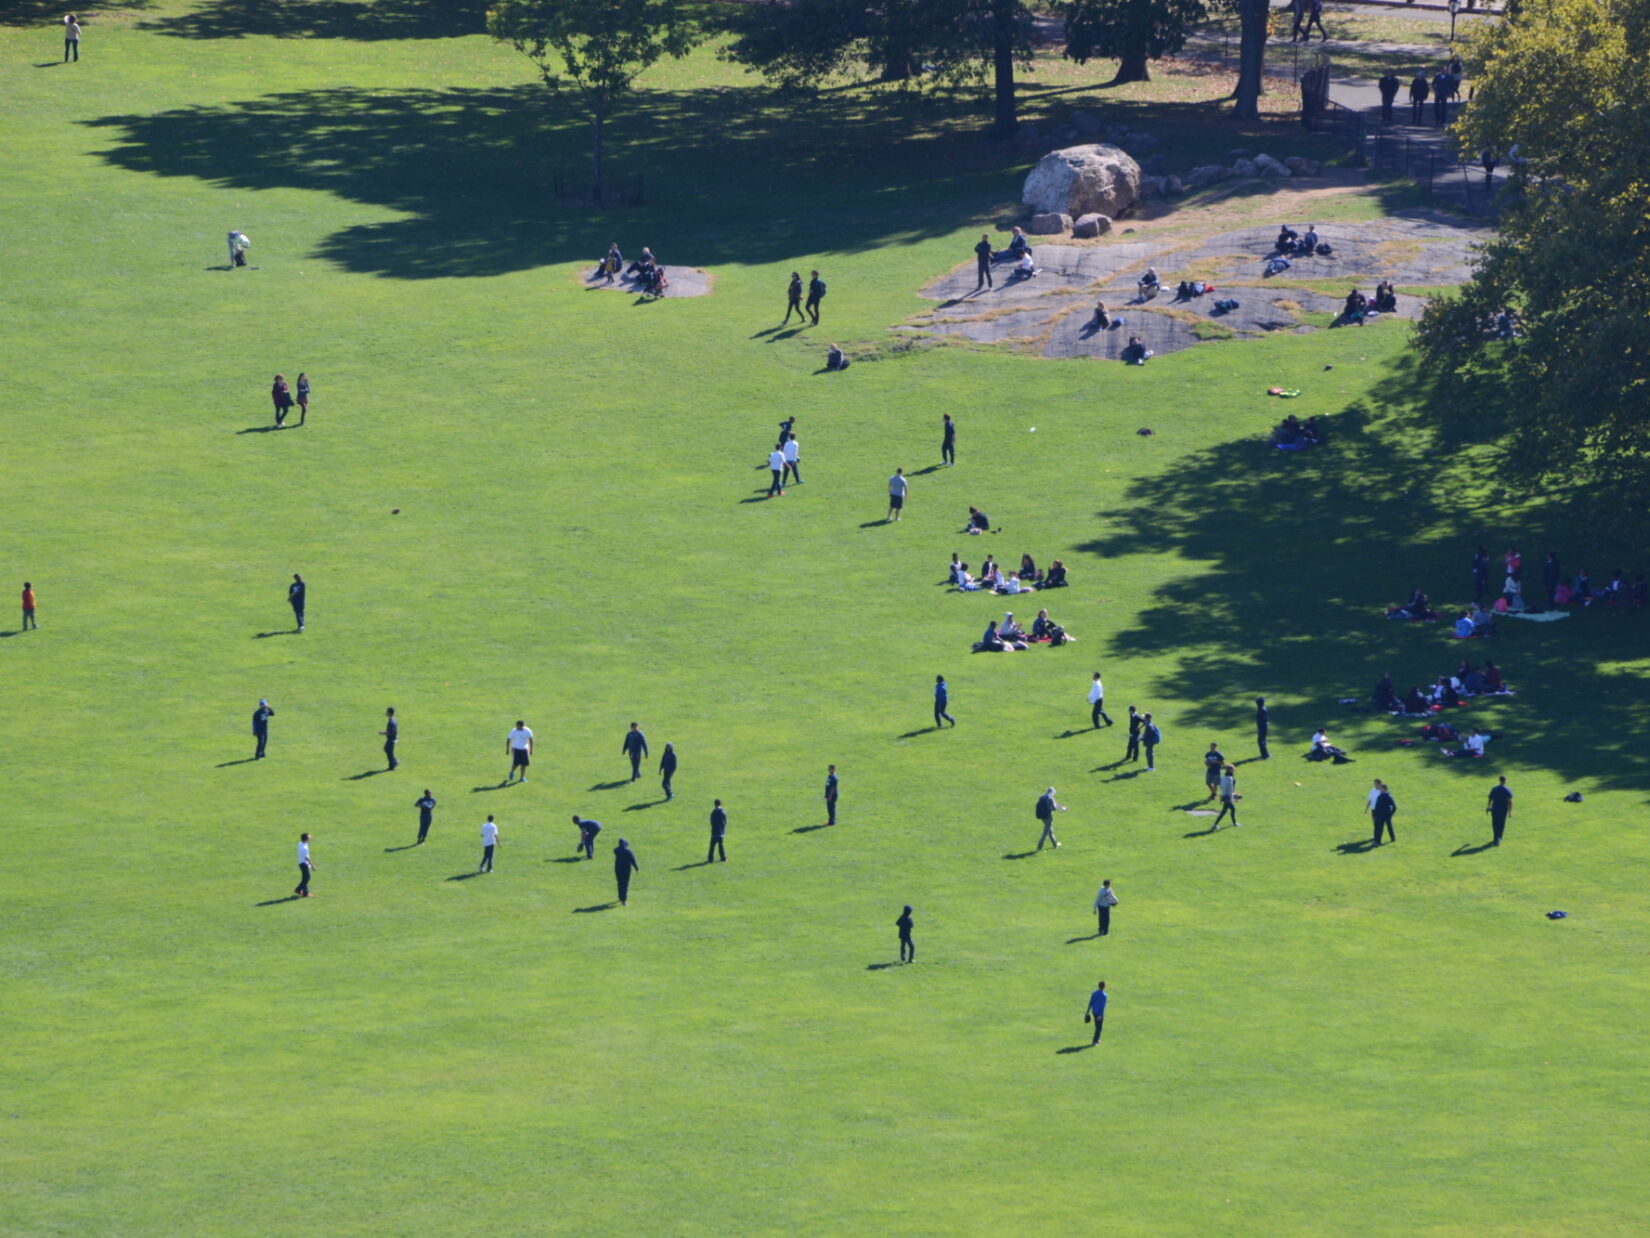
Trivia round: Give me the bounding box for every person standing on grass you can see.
[659,742,677,801]
[897,905,915,963]
[272,374,292,428]
[824,764,839,826]
[1124,705,1142,762]
[934,674,956,728]
[1142,712,1161,771]
[974,233,994,289]
[479,815,498,872]
[1378,69,1400,123]
[805,270,826,325]
[1093,879,1117,936]
[505,720,533,783]
[942,413,956,466]
[295,832,315,897]
[1036,786,1066,850]
[1487,776,1513,845]
[767,445,786,498]
[288,573,305,632]
[572,815,601,859]
[1255,697,1270,760]
[64,14,80,61]
[614,838,639,905]
[1088,672,1113,728]
[295,373,310,425]
[782,271,805,324]
[414,790,437,845]
[380,707,399,770]
[252,698,275,760]
[887,468,908,522]
[21,581,38,630]
[1084,981,1107,1044]
[1203,742,1226,801]
[782,432,801,486]
[1213,765,1239,827]
[708,799,728,863]
[1372,779,1396,845]
[622,722,649,782]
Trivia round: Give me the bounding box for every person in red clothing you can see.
[21,581,37,630]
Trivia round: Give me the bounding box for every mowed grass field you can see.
[2,5,1648,1235]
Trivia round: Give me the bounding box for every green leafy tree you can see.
[722,0,1033,136]
[1062,0,1208,84]
[488,0,702,201]
[1413,0,1650,530]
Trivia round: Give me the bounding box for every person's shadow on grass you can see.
[672,860,713,872]
[897,727,938,739]
[548,855,586,864]
[1183,823,1222,838]
[235,425,283,434]
[1055,1044,1095,1055]
[764,328,805,342]
[1002,850,1039,860]
[907,464,943,477]
[622,799,665,811]
[446,871,484,881]
[34,62,62,68]
[344,769,388,781]
[253,630,296,638]
[1335,838,1378,854]
[589,779,630,791]
[1104,769,1144,782]
[0,630,24,638]
[1054,729,1090,740]
[1451,840,1497,856]
[383,843,420,853]
[1066,931,1102,944]
[859,519,891,528]
[791,823,833,834]
[573,902,617,913]
[216,757,258,768]
[738,494,773,505]
[254,895,301,906]
[471,781,510,792]
[866,962,903,971]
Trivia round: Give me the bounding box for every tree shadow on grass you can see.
[1071,355,1650,801]
[2,0,152,26]
[136,0,486,40]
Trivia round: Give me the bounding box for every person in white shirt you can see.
[294,833,315,898]
[1462,729,1488,757]
[767,447,786,498]
[227,230,250,268]
[1093,879,1118,936]
[886,468,908,522]
[504,721,533,783]
[1088,672,1113,728]
[64,14,80,62]
[999,573,1024,594]
[479,815,499,872]
[782,433,801,486]
[1365,779,1382,817]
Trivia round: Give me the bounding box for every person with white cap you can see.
[227,230,250,267]
[1035,786,1066,850]
[252,698,275,760]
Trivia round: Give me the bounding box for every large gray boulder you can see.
[1022,144,1142,220]
[1072,212,1112,238]
[1028,212,1072,235]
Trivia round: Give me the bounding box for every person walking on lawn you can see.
[622,722,649,781]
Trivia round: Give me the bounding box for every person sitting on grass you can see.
[1372,672,1398,712]
[965,506,991,534]
[1468,602,1496,635]
[1483,660,1506,692]
[997,572,1029,595]
[1121,335,1153,365]
[1461,664,1487,695]
[1019,553,1040,583]
[826,343,850,371]
[1000,612,1028,642]
[1341,288,1368,325]
[1374,280,1398,312]
[1572,569,1593,604]
[1307,727,1351,763]
[1428,676,1461,708]
[947,553,964,585]
[1031,608,1073,642]
[978,555,1000,589]
[1387,589,1436,621]
[956,563,982,592]
[1040,559,1069,588]
[1444,728,1491,758]
[1402,685,1429,715]
[1453,609,1478,639]
[976,621,1008,652]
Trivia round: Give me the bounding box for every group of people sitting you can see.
[1173,279,1216,300]
[1450,603,1499,637]
[592,243,668,296]
[1385,588,1439,621]
[1373,660,1511,716]
[1274,224,1327,257]
[1553,569,1649,608]
[1273,414,1325,449]
[995,227,1040,280]
[949,552,1068,594]
[1417,721,1496,757]
[1336,282,1397,326]
[974,608,1075,651]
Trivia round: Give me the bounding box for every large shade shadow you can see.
[136,0,486,40]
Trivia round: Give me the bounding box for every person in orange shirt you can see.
[21,581,37,630]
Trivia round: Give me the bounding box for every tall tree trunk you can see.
[1112,49,1151,83]
[992,0,1017,135]
[1110,3,1151,84]
[591,85,607,204]
[1233,0,1268,119]
[880,40,915,81]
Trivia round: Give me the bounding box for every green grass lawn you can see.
[2,5,1647,1236]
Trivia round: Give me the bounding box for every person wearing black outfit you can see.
[707,799,728,863]
[1378,70,1401,123]
[253,699,274,759]
[1125,706,1142,762]
[934,675,956,728]
[941,414,956,466]
[622,722,649,781]
[1372,781,1397,845]
[380,707,399,770]
[823,764,838,825]
[896,905,915,963]
[974,234,994,289]
[805,270,826,325]
[414,790,436,844]
[1372,674,1398,713]
[1542,552,1561,609]
[288,573,306,632]
[1410,72,1430,124]
[572,815,601,860]
[1203,743,1226,800]
[1433,70,1451,125]
[1471,544,1489,603]
[614,838,639,905]
[1487,776,1513,845]
[782,271,805,324]
[659,742,677,800]
[1255,697,1270,759]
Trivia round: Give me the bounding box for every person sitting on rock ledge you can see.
[1089,300,1111,329]
[1301,225,1319,252]
[626,246,656,276]
[593,242,622,283]
[1137,267,1160,297]
[1010,251,1037,281]
[1374,280,1398,312]
[1340,288,1368,325]
[1121,335,1153,365]
[1276,225,1300,253]
[995,226,1030,263]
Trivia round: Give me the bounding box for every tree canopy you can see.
[1413,0,1650,530]
[488,0,702,200]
